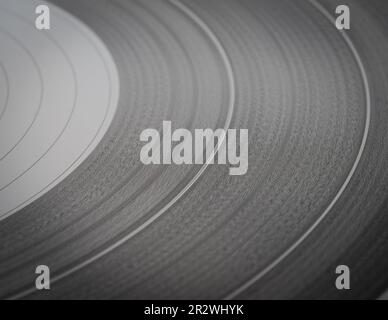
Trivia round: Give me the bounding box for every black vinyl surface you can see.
[1,0,388,300]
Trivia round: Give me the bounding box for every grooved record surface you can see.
[1,0,388,300]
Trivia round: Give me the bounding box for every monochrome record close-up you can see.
[1,0,388,300]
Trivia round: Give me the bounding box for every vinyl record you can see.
[1,0,388,300]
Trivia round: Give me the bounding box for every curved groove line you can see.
[0,5,78,195]
[0,0,216,269]
[224,0,371,300]
[0,2,118,220]
[0,62,10,122]
[8,0,236,300]
[0,27,44,162]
